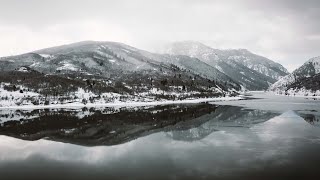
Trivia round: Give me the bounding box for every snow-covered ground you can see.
[0,84,40,106]
[272,88,320,98]
[57,62,78,71]
[0,86,243,109]
[0,96,243,110]
[39,54,54,59]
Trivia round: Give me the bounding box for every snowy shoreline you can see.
[273,93,320,99]
[0,96,243,110]
[270,88,320,99]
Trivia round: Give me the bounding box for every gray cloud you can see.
[0,0,319,71]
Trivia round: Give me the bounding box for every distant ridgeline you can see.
[0,41,289,106]
[270,56,320,96]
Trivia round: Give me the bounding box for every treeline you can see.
[287,73,320,92]
[0,66,236,100]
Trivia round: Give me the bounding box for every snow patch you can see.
[39,54,54,59]
[17,67,29,72]
[57,63,78,71]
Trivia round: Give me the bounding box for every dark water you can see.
[0,99,320,179]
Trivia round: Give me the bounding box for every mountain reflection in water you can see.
[0,109,320,180]
[0,104,278,146]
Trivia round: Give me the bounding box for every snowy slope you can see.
[136,50,241,90]
[269,74,295,91]
[224,49,288,79]
[0,41,176,81]
[161,41,289,90]
[270,56,320,94]
[0,41,242,108]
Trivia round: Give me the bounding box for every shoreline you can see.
[0,96,244,110]
[272,93,320,99]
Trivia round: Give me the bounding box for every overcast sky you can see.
[0,0,319,72]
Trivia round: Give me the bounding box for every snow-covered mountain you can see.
[137,52,241,90]
[270,56,320,96]
[161,41,289,90]
[0,41,241,107]
[0,41,238,87]
[1,41,158,75]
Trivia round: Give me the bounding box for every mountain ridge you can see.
[0,40,291,95]
[160,41,289,90]
[0,41,243,107]
[269,56,320,96]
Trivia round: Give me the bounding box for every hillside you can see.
[0,41,240,107]
[161,41,289,90]
[269,56,320,96]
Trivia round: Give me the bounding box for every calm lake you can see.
[0,92,320,180]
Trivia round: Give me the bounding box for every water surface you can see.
[0,92,320,180]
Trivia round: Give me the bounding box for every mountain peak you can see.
[32,40,139,56]
[163,41,212,53]
[307,56,320,63]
